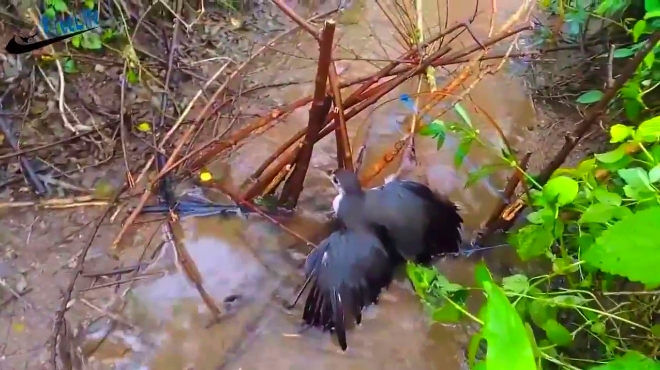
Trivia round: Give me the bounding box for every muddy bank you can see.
[0,0,600,368]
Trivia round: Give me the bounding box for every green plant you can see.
[410,10,660,360]
[412,113,660,369]
[539,0,660,122]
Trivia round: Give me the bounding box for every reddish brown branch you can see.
[329,63,353,171]
[241,44,454,200]
[242,144,302,200]
[278,21,337,208]
[187,98,311,172]
[187,22,531,174]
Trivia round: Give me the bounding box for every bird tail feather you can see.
[330,289,348,351]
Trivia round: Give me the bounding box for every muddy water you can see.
[89,0,537,368]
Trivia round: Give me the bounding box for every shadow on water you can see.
[82,0,539,367]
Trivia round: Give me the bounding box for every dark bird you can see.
[299,169,463,351]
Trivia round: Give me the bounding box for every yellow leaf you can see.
[12,323,25,333]
[40,55,55,61]
[199,171,212,182]
[136,122,152,132]
[229,17,244,29]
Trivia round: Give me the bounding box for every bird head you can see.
[322,169,363,196]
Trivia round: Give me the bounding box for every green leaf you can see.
[609,124,633,143]
[576,90,604,104]
[529,299,553,327]
[623,184,644,201]
[82,32,102,50]
[613,48,634,58]
[474,261,492,288]
[419,121,444,137]
[508,224,554,261]
[44,7,56,18]
[583,206,660,288]
[431,304,462,323]
[649,166,660,183]
[636,115,660,142]
[453,102,473,127]
[127,69,139,84]
[406,262,436,297]
[595,145,626,163]
[548,294,589,306]
[454,138,473,168]
[624,98,643,121]
[85,0,95,9]
[501,274,529,294]
[589,351,660,370]
[524,322,540,358]
[466,332,483,368]
[101,29,115,42]
[53,0,68,12]
[543,176,579,206]
[526,208,554,224]
[576,158,596,176]
[465,164,501,188]
[71,34,82,48]
[633,20,647,42]
[542,319,573,347]
[579,203,618,224]
[644,51,655,69]
[618,167,652,190]
[592,187,622,206]
[613,205,634,220]
[63,59,78,73]
[646,10,660,18]
[651,324,660,338]
[591,321,606,335]
[481,280,536,370]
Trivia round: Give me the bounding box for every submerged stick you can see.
[278,21,336,208]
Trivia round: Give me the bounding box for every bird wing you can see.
[303,230,395,351]
[396,180,463,259]
[365,181,463,262]
[364,183,428,259]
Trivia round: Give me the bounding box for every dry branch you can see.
[279,21,337,208]
[329,63,353,171]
